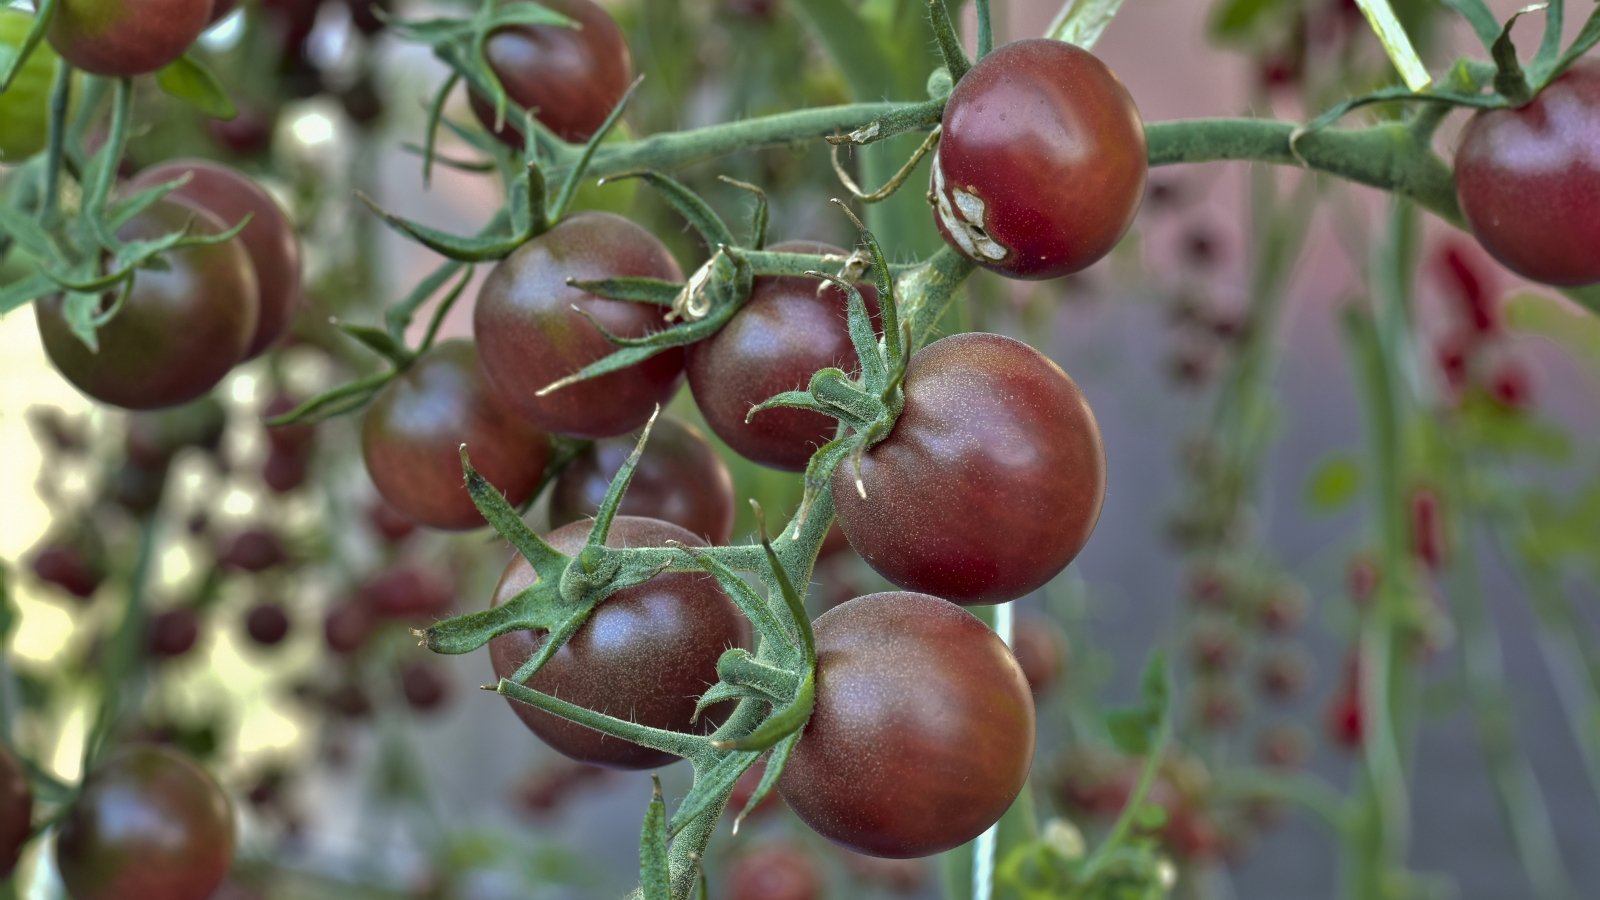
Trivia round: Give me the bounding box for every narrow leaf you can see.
[0,0,54,93]
[639,776,670,900]
[155,54,236,119]
[1048,0,1132,49]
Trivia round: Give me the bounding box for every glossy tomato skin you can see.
[474,212,685,439]
[127,160,302,358]
[36,199,258,410]
[488,516,747,769]
[55,745,235,900]
[1455,61,1600,287]
[468,0,632,145]
[777,592,1035,858]
[0,10,65,162]
[45,0,212,76]
[687,241,879,470]
[0,745,31,877]
[361,339,551,531]
[832,333,1105,605]
[549,414,736,544]
[932,39,1146,280]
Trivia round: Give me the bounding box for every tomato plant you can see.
[778,592,1035,858]
[361,339,552,530]
[832,332,1106,605]
[55,745,234,900]
[44,0,212,77]
[0,745,30,878]
[0,10,64,163]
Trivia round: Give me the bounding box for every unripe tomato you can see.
[487,516,748,769]
[474,212,685,438]
[0,745,31,877]
[361,340,552,531]
[44,0,212,77]
[549,414,736,544]
[1455,61,1600,287]
[127,160,303,359]
[0,10,66,163]
[36,199,258,410]
[686,240,879,470]
[931,39,1146,279]
[778,592,1035,858]
[56,745,235,900]
[832,333,1105,605]
[467,0,633,145]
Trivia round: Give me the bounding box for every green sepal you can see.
[335,319,415,367]
[359,192,527,262]
[497,677,707,760]
[0,271,57,315]
[155,53,236,120]
[925,0,971,82]
[731,734,798,833]
[640,776,671,900]
[261,372,393,426]
[565,276,682,307]
[549,75,643,222]
[665,748,762,837]
[602,170,736,250]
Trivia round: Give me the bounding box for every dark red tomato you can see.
[218,527,289,573]
[398,660,450,712]
[243,602,291,646]
[0,744,31,878]
[36,200,257,410]
[147,608,200,659]
[727,844,821,900]
[44,0,212,76]
[1455,61,1600,287]
[831,333,1105,605]
[932,39,1146,280]
[207,0,239,23]
[487,516,747,769]
[367,499,418,544]
[778,592,1034,858]
[128,160,303,359]
[474,212,685,439]
[361,340,551,531]
[323,600,375,655]
[31,542,103,600]
[356,565,454,620]
[686,241,879,471]
[1011,611,1068,695]
[548,414,735,544]
[56,745,234,900]
[467,0,632,145]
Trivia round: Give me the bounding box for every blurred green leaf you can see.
[1208,0,1294,42]
[156,54,236,120]
[1306,455,1363,511]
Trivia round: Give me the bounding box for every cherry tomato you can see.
[56,745,234,900]
[727,844,821,900]
[1011,611,1068,695]
[361,339,551,531]
[0,745,31,877]
[487,516,747,769]
[549,414,735,544]
[474,212,685,439]
[356,565,454,620]
[778,592,1035,858]
[831,333,1105,605]
[147,608,200,659]
[467,0,633,145]
[127,160,303,358]
[398,660,451,712]
[243,602,291,646]
[0,10,66,163]
[1455,61,1600,287]
[687,240,879,470]
[36,199,258,410]
[44,0,212,77]
[931,39,1147,279]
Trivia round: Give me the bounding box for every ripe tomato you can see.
[686,240,879,471]
[777,592,1035,858]
[36,199,258,410]
[727,844,821,900]
[1455,61,1600,287]
[127,160,303,358]
[0,745,31,877]
[361,339,552,531]
[931,39,1147,280]
[474,212,685,439]
[55,745,235,900]
[44,0,212,77]
[549,414,736,544]
[831,333,1105,605]
[0,10,66,163]
[467,0,633,145]
[487,516,748,769]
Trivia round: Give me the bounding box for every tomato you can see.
[44,0,212,77]
[831,333,1105,605]
[361,339,551,531]
[0,744,31,878]
[323,600,375,655]
[1455,61,1600,287]
[356,565,454,620]
[56,745,234,900]
[217,527,288,572]
[127,160,303,358]
[487,516,748,769]
[467,0,633,145]
[0,10,65,163]
[474,212,685,439]
[243,602,291,646]
[549,414,735,544]
[36,199,258,410]
[931,39,1147,280]
[727,844,821,900]
[777,592,1034,858]
[398,660,450,712]
[686,240,879,471]
[1011,611,1067,695]
[147,608,200,659]
[30,542,103,600]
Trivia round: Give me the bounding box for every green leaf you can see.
[0,272,62,314]
[156,54,237,120]
[1105,653,1171,756]
[0,0,54,93]
[639,776,670,900]
[1503,292,1600,372]
[1207,0,1294,42]
[1306,454,1362,510]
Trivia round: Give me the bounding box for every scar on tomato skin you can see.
[931,151,1008,263]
